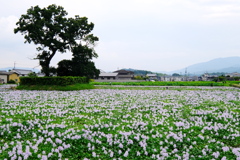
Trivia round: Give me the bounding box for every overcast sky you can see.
[1,0,240,72]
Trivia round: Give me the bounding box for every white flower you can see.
[92,152,96,157]
[222,146,229,152]
[123,150,129,157]
[110,151,114,157]
[119,143,123,148]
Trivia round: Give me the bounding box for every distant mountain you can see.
[169,57,240,75]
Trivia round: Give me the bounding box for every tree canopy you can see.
[57,45,100,79]
[14,4,99,77]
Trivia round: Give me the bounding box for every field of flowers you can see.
[0,85,240,159]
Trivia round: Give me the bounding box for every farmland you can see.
[0,85,240,159]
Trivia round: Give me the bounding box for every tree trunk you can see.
[40,49,57,77]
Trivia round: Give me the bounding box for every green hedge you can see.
[20,76,88,86]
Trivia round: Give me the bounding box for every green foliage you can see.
[20,76,88,86]
[57,60,73,76]
[16,83,95,91]
[133,75,144,80]
[7,80,16,84]
[57,46,100,78]
[214,75,227,82]
[14,4,98,77]
[27,72,37,77]
[233,77,240,81]
[172,73,181,76]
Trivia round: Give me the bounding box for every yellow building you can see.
[0,72,20,83]
[9,72,20,83]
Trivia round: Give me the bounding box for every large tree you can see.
[14,4,99,76]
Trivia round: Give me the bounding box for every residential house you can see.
[173,76,184,81]
[11,69,32,77]
[188,76,199,81]
[146,74,158,81]
[0,71,20,83]
[98,73,118,80]
[199,74,218,81]
[160,75,200,81]
[113,70,134,80]
[160,76,172,81]
[226,72,240,77]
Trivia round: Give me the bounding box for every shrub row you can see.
[20,76,88,86]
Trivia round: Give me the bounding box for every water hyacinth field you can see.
[0,85,240,159]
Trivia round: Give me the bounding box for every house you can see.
[98,73,119,80]
[160,76,172,81]
[11,69,32,77]
[172,76,183,81]
[146,74,158,80]
[188,76,199,81]
[113,69,134,80]
[199,74,218,81]
[0,71,20,83]
[226,72,240,77]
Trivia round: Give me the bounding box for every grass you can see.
[231,83,240,88]
[16,83,95,91]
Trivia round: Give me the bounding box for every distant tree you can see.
[27,72,37,77]
[234,77,240,81]
[134,75,144,80]
[172,73,180,76]
[214,75,226,82]
[14,4,98,76]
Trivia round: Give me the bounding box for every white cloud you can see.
[0,16,18,39]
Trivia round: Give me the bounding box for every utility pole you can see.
[13,61,16,70]
[185,68,187,81]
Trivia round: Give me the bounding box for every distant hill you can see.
[169,57,240,75]
[123,68,167,76]
[123,68,152,75]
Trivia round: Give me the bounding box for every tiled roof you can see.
[99,73,118,77]
[146,74,157,77]
[0,72,18,75]
[11,69,32,75]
